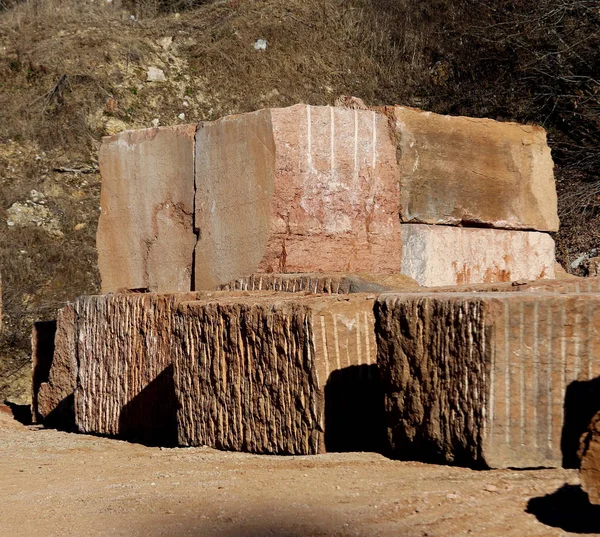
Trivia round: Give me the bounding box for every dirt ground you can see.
[1,408,599,537]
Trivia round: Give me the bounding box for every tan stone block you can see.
[401,224,555,286]
[220,272,419,294]
[194,105,402,289]
[173,294,382,454]
[97,125,197,293]
[387,106,559,231]
[581,411,600,504]
[73,292,202,444]
[376,292,600,468]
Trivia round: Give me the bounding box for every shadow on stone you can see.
[526,484,600,533]
[561,377,600,468]
[324,364,387,453]
[118,364,178,447]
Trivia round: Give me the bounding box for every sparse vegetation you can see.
[0,0,598,401]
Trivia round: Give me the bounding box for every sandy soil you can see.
[1,407,598,537]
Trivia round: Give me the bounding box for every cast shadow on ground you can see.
[527,484,600,534]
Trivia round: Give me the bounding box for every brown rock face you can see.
[388,106,559,231]
[401,224,555,286]
[173,294,383,454]
[580,412,600,504]
[220,272,419,294]
[97,125,197,293]
[194,105,402,289]
[376,292,600,468]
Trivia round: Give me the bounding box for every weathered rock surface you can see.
[34,305,77,428]
[173,294,383,454]
[401,224,555,286]
[386,106,559,231]
[220,273,418,294]
[580,411,600,505]
[73,292,202,444]
[97,125,197,293]
[376,292,600,468]
[194,105,402,289]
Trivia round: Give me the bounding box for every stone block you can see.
[220,273,418,294]
[97,125,197,293]
[581,411,600,505]
[386,106,559,231]
[194,105,402,289]
[375,292,600,468]
[401,224,555,286]
[35,305,77,429]
[173,293,383,454]
[73,292,202,444]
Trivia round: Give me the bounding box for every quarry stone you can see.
[580,411,600,505]
[194,104,402,290]
[375,292,600,468]
[173,293,383,454]
[386,106,559,231]
[97,124,197,293]
[401,224,556,286]
[220,272,418,294]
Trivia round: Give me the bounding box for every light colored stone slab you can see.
[376,292,600,468]
[194,105,402,290]
[173,294,382,454]
[401,224,555,286]
[97,125,197,293]
[386,106,559,231]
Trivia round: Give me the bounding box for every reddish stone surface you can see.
[194,105,402,290]
[97,125,197,293]
[385,106,559,232]
[581,411,600,504]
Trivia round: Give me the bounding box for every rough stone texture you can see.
[376,292,600,468]
[386,106,559,231]
[173,294,382,454]
[580,411,600,505]
[73,292,203,444]
[220,273,418,294]
[401,224,556,286]
[194,105,402,289]
[35,305,77,428]
[97,125,197,293]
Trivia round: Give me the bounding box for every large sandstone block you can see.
[220,273,418,294]
[34,306,77,428]
[386,106,559,231]
[401,224,555,286]
[97,125,197,293]
[73,292,202,444]
[194,105,402,289]
[376,292,600,468]
[173,294,383,454]
[580,411,600,505]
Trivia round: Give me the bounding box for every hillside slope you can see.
[0,0,598,401]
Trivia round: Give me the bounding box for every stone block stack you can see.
[33,101,600,475]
